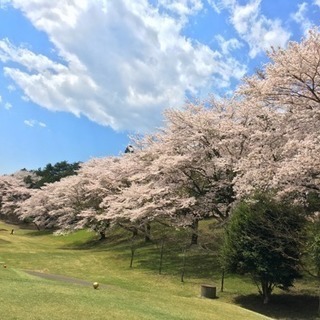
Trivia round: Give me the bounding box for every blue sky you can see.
[0,0,319,174]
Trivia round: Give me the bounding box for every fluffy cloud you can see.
[208,0,234,13]
[215,35,243,55]
[0,0,10,9]
[208,0,291,58]
[291,2,312,36]
[0,0,245,132]
[314,0,320,7]
[158,0,203,16]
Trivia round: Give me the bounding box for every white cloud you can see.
[0,0,10,9]
[158,0,203,16]
[209,0,291,58]
[314,0,320,7]
[206,0,221,13]
[292,2,308,21]
[7,84,16,92]
[1,0,246,131]
[4,102,12,109]
[291,2,312,36]
[232,0,290,57]
[24,119,46,127]
[0,38,67,73]
[24,120,35,127]
[0,95,13,109]
[215,35,243,55]
[207,0,235,13]
[231,0,259,34]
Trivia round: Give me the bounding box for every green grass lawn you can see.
[0,221,317,320]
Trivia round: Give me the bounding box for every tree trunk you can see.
[99,230,106,240]
[34,222,41,231]
[159,239,164,275]
[220,269,225,292]
[263,294,270,305]
[130,247,135,268]
[145,223,151,242]
[261,280,272,304]
[190,219,199,245]
[318,282,320,317]
[132,227,138,238]
[181,246,187,282]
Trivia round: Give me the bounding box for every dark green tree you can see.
[303,212,320,316]
[24,161,80,188]
[222,194,305,304]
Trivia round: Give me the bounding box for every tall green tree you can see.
[222,194,305,304]
[24,161,80,188]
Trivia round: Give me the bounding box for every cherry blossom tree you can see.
[18,157,119,234]
[0,174,33,223]
[101,100,252,244]
[75,156,139,238]
[18,155,148,237]
[16,29,320,249]
[235,28,320,201]
[18,175,87,230]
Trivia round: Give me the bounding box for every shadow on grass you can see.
[60,231,222,280]
[59,233,131,251]
[136,248,221,279]
[103,238,222,280]
[0,238,11,244]
[234,293,319,320]
[26,230,55,237]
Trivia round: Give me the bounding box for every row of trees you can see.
[0,161,80,223]
[0,29,319,305]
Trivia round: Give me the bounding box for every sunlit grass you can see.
[0,220,313,319]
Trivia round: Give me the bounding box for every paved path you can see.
[23,270,104,287]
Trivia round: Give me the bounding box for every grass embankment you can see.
[0,221,317,320]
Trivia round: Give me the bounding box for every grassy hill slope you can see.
[0,221,273,320]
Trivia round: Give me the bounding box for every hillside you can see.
[0,221,274,320]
